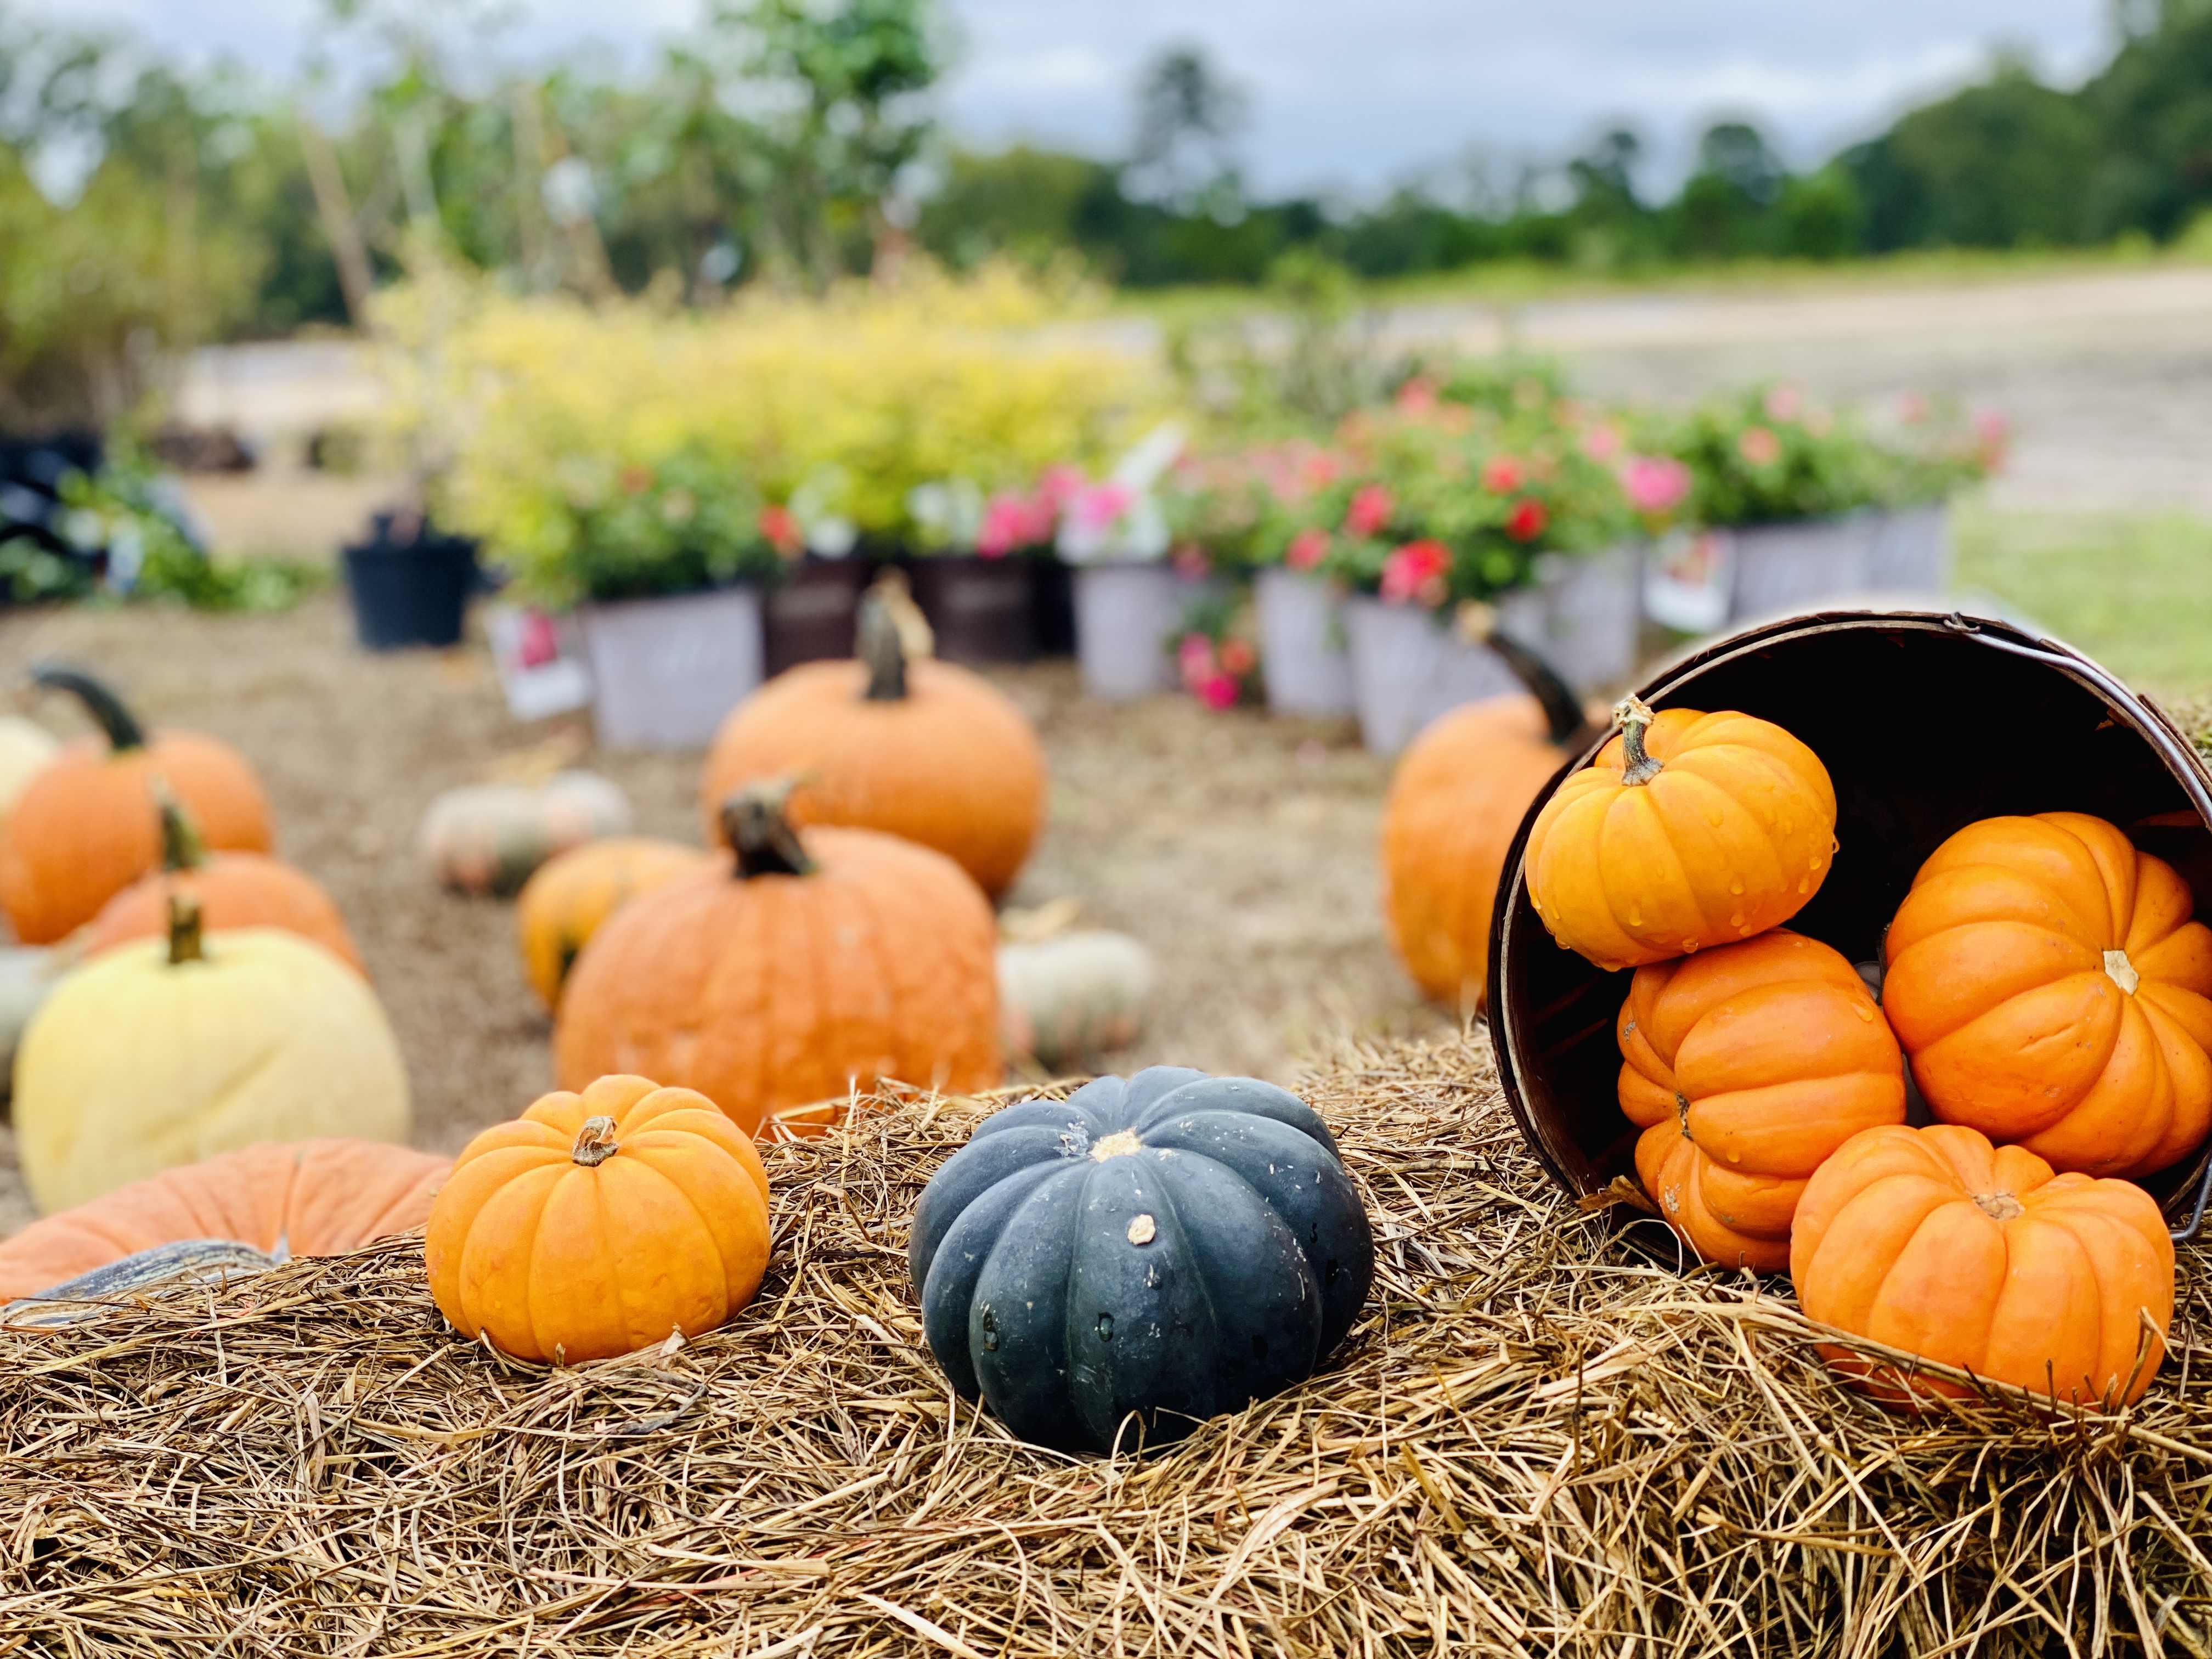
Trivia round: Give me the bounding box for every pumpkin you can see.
[1621,929,1907,1272]
[698,575,1047,898]
[1381,631,1594,1009]
[424,1073,773,1364]
[1881,811,2212,1180]
[0,945,58,1097]
[0,664,274,944]
[86,784,364,973]
[910,1067,1374,1454]
[420,770,631,898]
[554,782,1000,1138]
[13,894,411,1212]
[1522,693,1837,973]
[998,930,1154,1070]
[0,1138,449,1299]
[515,836,714,1011]
[0,714,59,827]
[6,1240,283,1325]
[1791,1122,2174,1408]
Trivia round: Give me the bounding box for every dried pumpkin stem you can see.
[856,582,907,703]
[571,1116,619,1167]
[720,780,817,879]
[168,890,205,966]
[150,775,207,873]
[1973,1190,2026,1222]
[1614,695,1664,787]
[32,661,147,752]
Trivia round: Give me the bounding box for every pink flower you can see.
[1073,481,1135,529]
[1285,527,1329,571]
[1738,427,1782,467]
[1178,633,1217,692]
[1036,464,1086,510]
[977,493,1033,557]
[1379,539,1451,606]
[1897,392,1930,426]
[1620,455,1692,517]
[1482,455,1523,494]
[1201,673,1239,710]
[1220,637,1257,678]
[1581,424,1625,462]
[1763,385,1804,423]
[1395,374,1441,415]
[1345,483,1395,539]
[1505,499,1549,544]
[1975,409,2010,467]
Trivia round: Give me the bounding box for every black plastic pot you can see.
[343,514,481,650]
[763,556,868,677]
[1029,551,1077,657]
[1486,603,2212,1248]
[905,554,1037,665]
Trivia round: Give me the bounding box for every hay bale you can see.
[1,1032,2208,1656]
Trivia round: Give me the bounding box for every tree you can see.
[1126,45,1246,215]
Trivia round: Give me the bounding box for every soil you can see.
[0,595,1453,1237]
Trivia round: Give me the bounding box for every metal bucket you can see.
[1485,603,2212,1245]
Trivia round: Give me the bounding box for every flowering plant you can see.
[1658,383,1892,527]
[1873,394,2009,504]
[548,444,785,605]
[1173,588,1262,709]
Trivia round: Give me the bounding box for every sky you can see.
[50,0,2114,196]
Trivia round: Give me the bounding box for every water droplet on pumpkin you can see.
[1727,1151,1742,1165]
[1628,907,1643,927]
[1097,1312,1115,1341]
[1681,939,1699,952]
[1729,880,1745,895]
[1729,912,1745,929]
[1853,1004,1873,1022]
[1706,811,1724,828]
[1797,877,1810,894]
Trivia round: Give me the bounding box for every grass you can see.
[1955,502,2212,699]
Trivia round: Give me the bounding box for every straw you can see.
[1,1031,2207,1656]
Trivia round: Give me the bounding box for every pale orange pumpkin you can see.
[423,1074,773,1363]
[1791,1122,2174,1409]
[1882,811,2212,1180]
[514,837,714,1011]
[1523,695,1837,973]
[1622,928,1906,1271]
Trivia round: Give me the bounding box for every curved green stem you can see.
[33,662,146,752]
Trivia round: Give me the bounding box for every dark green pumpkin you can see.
[909,1066,1374,1454]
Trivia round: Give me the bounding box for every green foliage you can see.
[549,444,780,603]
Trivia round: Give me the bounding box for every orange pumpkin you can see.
[1523,695,1836,973]
[86,786,363,973]
[1382,634,1592,1009]
[1882,811,2212,1180]
[1622,929,1906,1271]
[424,1074,773,1363]
[0,664,274,944]
[1791,1122,2174,1408]
[0,1138,448,1299]
[554,783,1001,1137]
[515,837,714,1011]
[698,578,1046,898]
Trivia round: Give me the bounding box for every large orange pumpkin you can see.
[515,836,714,1011]
[1882,811,2212,1180]
[1523,695,1837,973]
[0,664,274,944]
[1791,1122,2174,1408]
[86,786,363,973]
[0,1138,448,1299]
[554,783,1001,1137]
[1382,633,1593,1010]
[1622,928,1906,1271]
[698,579,1046,898]
[424,1074,774,1363]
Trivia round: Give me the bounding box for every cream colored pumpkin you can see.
[0,716,59,830]
[13,923,411,1212]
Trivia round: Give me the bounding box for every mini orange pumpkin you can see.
[424,1074,774,1363]
[0,1138,448,1300]
[515,837,714,1011]
[1381,633,1593,1010]
[87,786,363,974]
[698,578,1046,898]
[1882,811,2212,1180]
[1523,695,1837,973]
[0,664,274,944]
[1791,1122,2174,1409]
[553,783,1001,1137]
[1622,929,1906,1271]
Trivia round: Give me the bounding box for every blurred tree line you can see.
[6,0,2212,434]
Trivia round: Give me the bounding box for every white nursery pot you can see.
[1865,502,1953,592]
[1728,514,1880,623]
[1254,567,1355,718]
[1344,597,1526,758]
[1072,563,1181,701]
[1525,545,1640,695]
[578,586,764,750]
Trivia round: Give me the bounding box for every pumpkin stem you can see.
[571,1115,620,1166]
[1614,694,1664,786]
[2104,950,2141,996]
[856,574,910,702]
[167,889,205,965]
[721,779,817,878]
[1453,602,1591,748]
[32,662,146,752]
[1973,1190,2026,1222]
[149,775,207,873]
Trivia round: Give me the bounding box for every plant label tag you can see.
[1643,528,1734,634]
[486,604,593,721]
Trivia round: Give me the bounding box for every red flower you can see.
[758,504,803,557]
[1481,455,1523,494]
[1200,673,1239,710]
[1505,499,1549,543]
[619,464,653,495]
[1285,527,1328,571]
[1345,483,1395,539]
[1738,426,1782,467]
[1394,374,1441,415]
[1220,637,1257,678]
[1379,539,1451,606]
